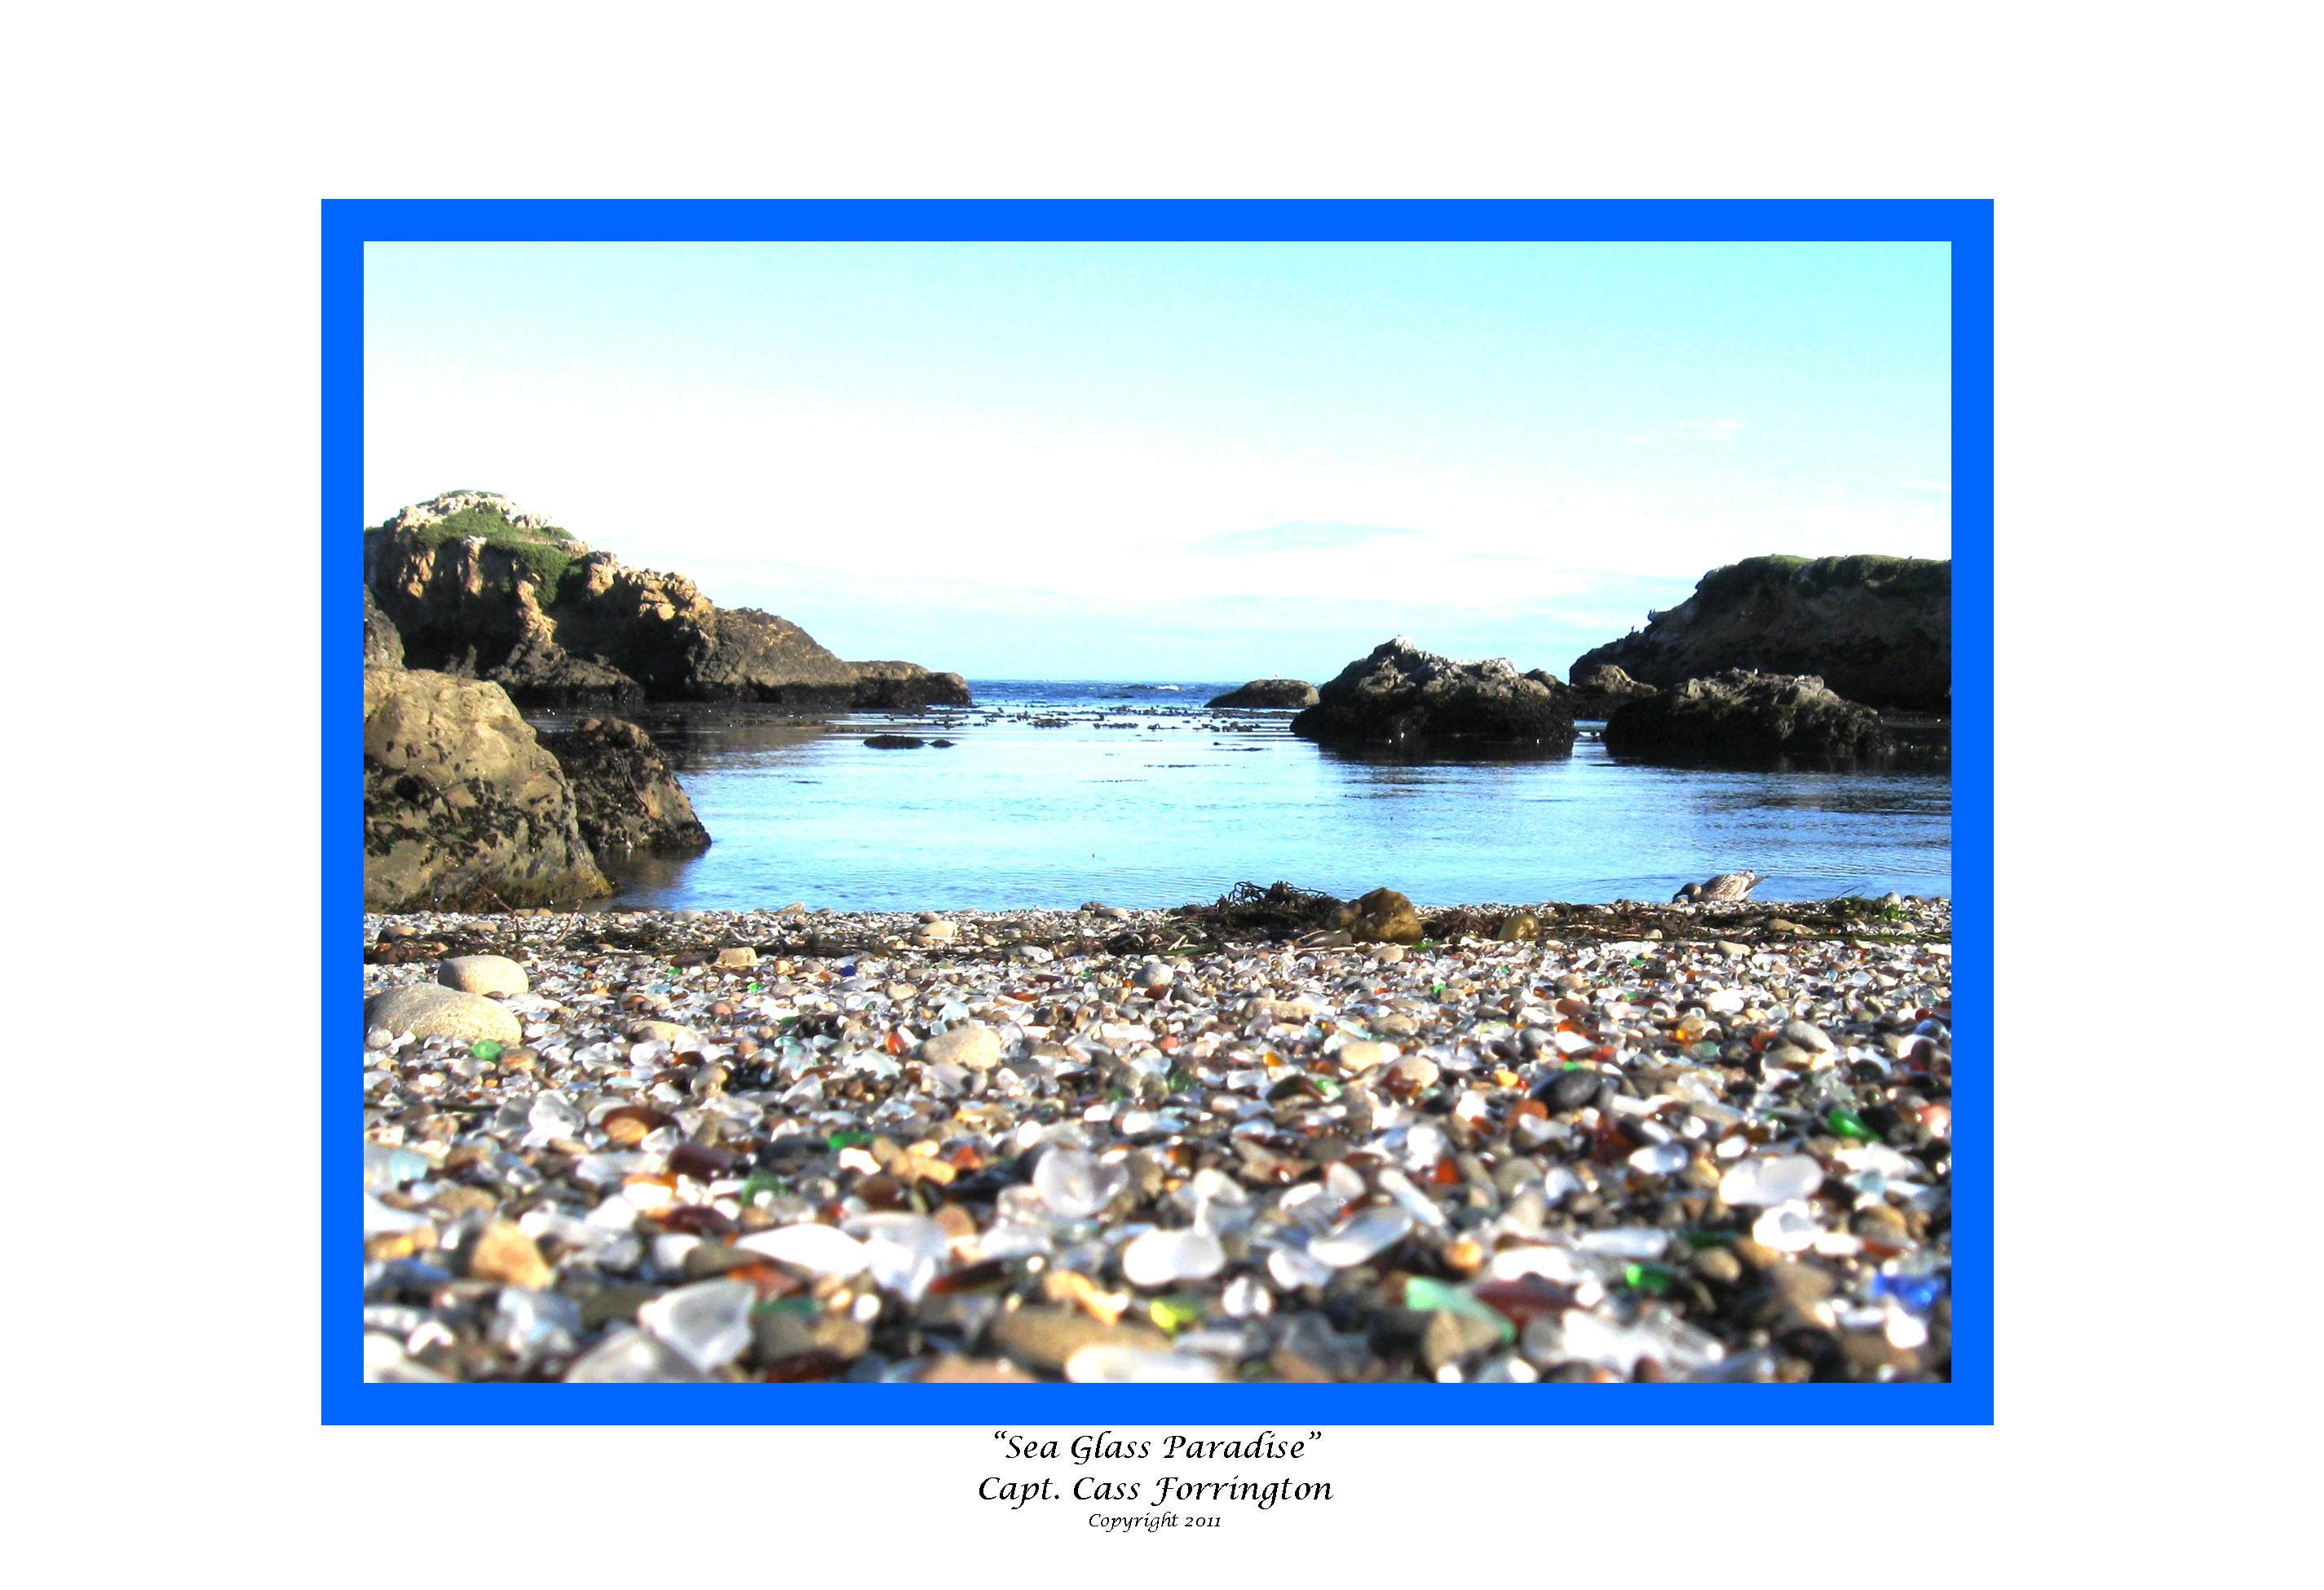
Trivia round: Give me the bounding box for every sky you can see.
[365,241,1949,681]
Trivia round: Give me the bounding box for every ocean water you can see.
[553,681,1951,912]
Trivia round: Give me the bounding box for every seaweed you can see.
[1174,880,1346,941]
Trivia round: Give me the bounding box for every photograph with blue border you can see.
[335,197,1990,1424]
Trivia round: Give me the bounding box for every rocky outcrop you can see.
[1602,669,1896,770]
[365,668,612,911]
[1572,554,1950,713]
[847,659,974,709]
[1569,663,1657,715]
[1209,678,1319,709]
[364,586,404,669]
[1291,638,1575,754]
[538,717,712,858]
[365,492,971,711]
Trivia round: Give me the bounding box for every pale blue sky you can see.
[365,241,1949,680]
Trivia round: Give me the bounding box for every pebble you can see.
[1032,1148,1129,1217]
[627,1019,705,1050]
[1120,1229,1226,1288]
[638,1279,756,1371]
[1532,1067,1605,1112]
[437,954,528,996]
[987,1308,1169,1372]
[464,1219,554,1290]
[1336,1039,1400,1072]
[714,947,758,969]
[1719,1154,1827,1206]
[1782,1019,1838,1053]
[920,1021,1001,1070]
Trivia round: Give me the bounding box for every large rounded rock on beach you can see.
[1208,678,1319,709]
[438,955,528,996]
[365,983,523,1047]
[1602,669,1896,770]
[364,667,612,911]
[1291,637,1576,755]
[921,1021,1001,1070]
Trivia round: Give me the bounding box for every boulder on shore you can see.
[1602,669,1896,769]
[1291,638,1575,754]
[1208,678,1319,709]
[1571,554,1950,713]
[537,716,711,858]
[365,666,612,911]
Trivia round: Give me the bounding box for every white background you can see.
[7,1,2305,1581]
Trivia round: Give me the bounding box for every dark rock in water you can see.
[1292,638,1575,754]
[929,738,957,749]
[1572,553,1950,713]
[1602,669,1896,769]
[862,733,927,749]
[538,716,711,857]
[364,586,404,669]
[364,491,971,711]
[1208,678,1319,709]
[364,666,611,911]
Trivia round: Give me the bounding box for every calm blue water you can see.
[550,681,1950,911]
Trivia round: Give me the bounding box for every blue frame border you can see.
[328,198,1993,1424]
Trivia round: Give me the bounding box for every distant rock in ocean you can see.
[1208,678,1319,709]
[364,491,971,712]
[1291,637,1575,755]
[1571,554,1949,713]
[1602,669,1896,770]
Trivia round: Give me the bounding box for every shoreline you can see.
[364,898,1951,1384]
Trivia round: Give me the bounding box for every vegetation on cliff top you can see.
[367,501,580,594]
[1695,552,1949,607]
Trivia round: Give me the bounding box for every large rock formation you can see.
[1209,678,1319,709]
[365,492,971,711]
[364,586,404,669]
[538,717,712,858]
[1571,554,1950,712]
[1601,669,1896,770]
[1291,638,1575,754]
[365,668,612,910]
[846,658,974,710]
